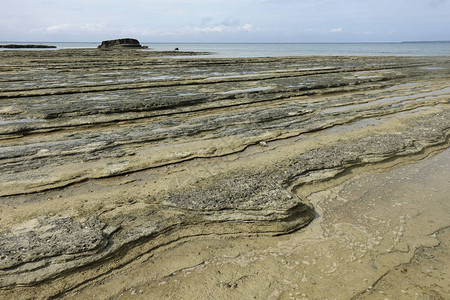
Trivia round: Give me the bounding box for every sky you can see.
[1,0,449,43]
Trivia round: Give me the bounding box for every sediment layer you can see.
[0,49,448,299]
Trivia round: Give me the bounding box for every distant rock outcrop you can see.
[0,44,56,49]
[97,38,147,49]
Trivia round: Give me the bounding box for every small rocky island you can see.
[97,38,148,49]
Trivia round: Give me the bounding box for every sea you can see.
[1,42,449,57]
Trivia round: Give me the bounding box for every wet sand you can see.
[89,147,449,300]
[0,49,449,299]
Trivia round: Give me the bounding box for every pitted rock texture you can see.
[0,217,117,288]
[0,217,108,270]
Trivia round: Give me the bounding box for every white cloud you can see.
[31,22,167,38]
[45,24,76,33]
[32,23,108,34]
[242,24,255,31]
[181,24,255,34]
[180,18,257,34]
[331,27,343,33]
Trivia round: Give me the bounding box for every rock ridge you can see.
[97,38,147,50]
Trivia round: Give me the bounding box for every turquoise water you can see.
[1,42,449,57]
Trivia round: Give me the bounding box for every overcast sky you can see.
[1,0,449,43]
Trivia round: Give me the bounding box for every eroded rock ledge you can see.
[1,110,449,292]
[0,51,448,298]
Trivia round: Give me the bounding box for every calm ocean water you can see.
[1,42,449,57]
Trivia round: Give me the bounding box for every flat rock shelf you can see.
[0,44,57,49]
[0,49,449,299]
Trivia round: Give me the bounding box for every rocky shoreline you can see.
[0,49,449,299]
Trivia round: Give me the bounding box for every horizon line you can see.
[1,40,450,44]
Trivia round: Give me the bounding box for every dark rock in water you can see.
[97,38,147,49]
[0,44,56,49]
[174,47,179,51]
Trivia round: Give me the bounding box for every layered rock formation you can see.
[0,49,448,299]
[97,38,147,49]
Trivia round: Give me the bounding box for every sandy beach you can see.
[0,49,449,299]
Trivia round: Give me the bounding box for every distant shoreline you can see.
[401,40,450,43]
[0,44,56,49]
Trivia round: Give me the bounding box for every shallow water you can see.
[1,42,450,57]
